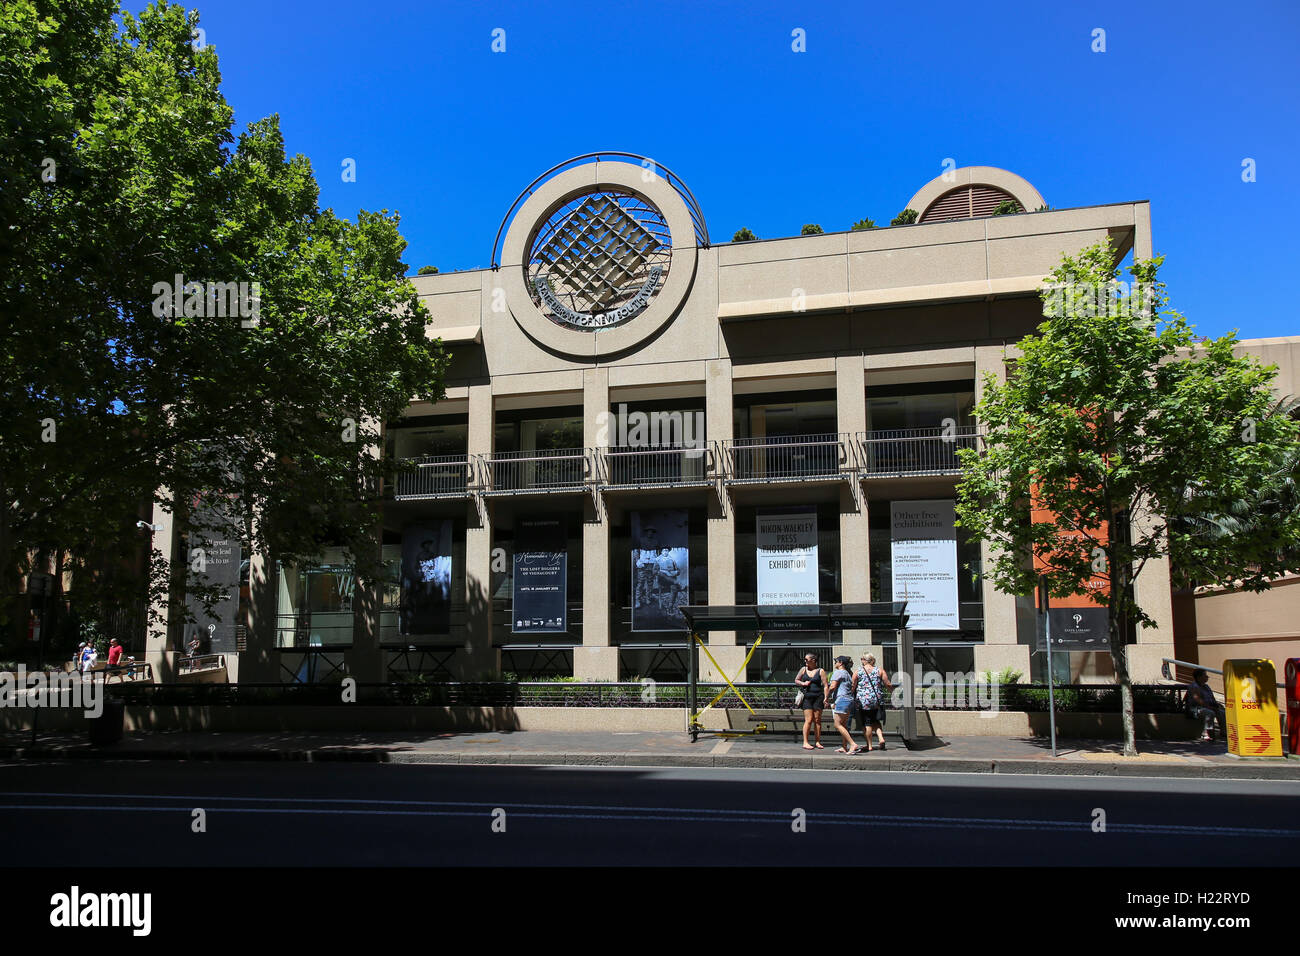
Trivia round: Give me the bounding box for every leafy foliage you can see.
[1,0,447,633]
[800,223,823,235]
[731,227,756,242]
[851,217,876,231]
[991,199,1022,216]
[416,265,438,275]
[890,208,918,226]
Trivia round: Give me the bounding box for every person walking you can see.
[856,653,894,751]
[794,653,826,750]
[828,656,863,754]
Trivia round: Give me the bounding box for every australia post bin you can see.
[1286,659,1300,756]
[87,696,125,746]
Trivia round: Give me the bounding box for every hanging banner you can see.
[631,509,689,631]
[183,492,242,655]
[513,518,567,633]
[1031,492,1109,649]
[757,509,819,605]
[400,520,453,635]
[890,500,959,630]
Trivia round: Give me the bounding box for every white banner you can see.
[757,510,819,605]
[890,500,959,630]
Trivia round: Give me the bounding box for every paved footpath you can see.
[0,728,1294,779]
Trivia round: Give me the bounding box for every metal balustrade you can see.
[483,446,592,494]
[393,454,474,499]
[602,442,715,487]
[859,426,983,477]
[723,433,852,483]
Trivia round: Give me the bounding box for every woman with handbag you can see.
[856,653,894,751]
[794,654,826,750]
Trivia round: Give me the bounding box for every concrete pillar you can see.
[576,367,616,680]
[144,492,180,683]
[835,356,872,661]
[703,358,745,680]
[1128,509,1176,682]
[973,344,1029,677]
[462,381,497,678]
[241,511,279,683]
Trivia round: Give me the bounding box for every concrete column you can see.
[576,367,616,680]
[144,492,180,683]
[973,345,1027,675]
[702,358,746,680]
[835,356,872,661]
[241,508,279,683]
[462,382,497,678]
[1128,508,1176,682]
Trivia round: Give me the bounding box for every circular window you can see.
[526,189,672,331]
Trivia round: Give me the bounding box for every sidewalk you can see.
[0,729,1295,779]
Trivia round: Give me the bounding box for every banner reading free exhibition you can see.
[756,509,819,605]
[512,518,567,633]
[631,509,689,630]
[399,520,453,636]
[890,500,960,630]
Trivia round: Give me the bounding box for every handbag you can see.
[795,690,805,707]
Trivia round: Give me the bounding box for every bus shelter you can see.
[678,603,913,742]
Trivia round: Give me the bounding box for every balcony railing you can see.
[859,426,982,477]
[393,454,474,499]
[723,433,852,483]
[602,443,715,487]
[484,446,592,493]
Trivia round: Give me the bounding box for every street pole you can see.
[1039,576,1058,758]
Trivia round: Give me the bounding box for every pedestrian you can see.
[856,653,894,751]
[1186,668,1225,741]
[74,642,87,673]
[828,656,862,754]
[794,653,826,750]
[81,642,97,681]
[106,638,124,682]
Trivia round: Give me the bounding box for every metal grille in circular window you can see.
[526,190,672,330]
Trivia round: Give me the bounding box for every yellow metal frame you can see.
[688,632,769,736]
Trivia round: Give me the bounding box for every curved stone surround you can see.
[498,160,699,359]
[905,166,1047,220]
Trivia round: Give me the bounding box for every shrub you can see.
[732,227,757,242]
[991,200,1022,216]
[891,208,918,226]
[800,223,824,235]
[851,217,876,230]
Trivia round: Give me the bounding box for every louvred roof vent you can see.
[920,184,1021,223]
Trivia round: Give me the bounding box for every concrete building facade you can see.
[145,155,1294,687]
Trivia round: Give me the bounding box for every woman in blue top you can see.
[828,656,863,754]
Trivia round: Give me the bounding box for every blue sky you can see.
[193,0,1300,340]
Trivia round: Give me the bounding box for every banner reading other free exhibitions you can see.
[757,510,819,605]
[890,500,959,630]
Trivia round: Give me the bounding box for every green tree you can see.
[955,240,1300,755]
[731,227,756,242]
[851,217,876,231]
[891,208,918,226]
[417,265,439,275]
[992,199,1022,216]
[801,223,823,235]
[0,0,446,641]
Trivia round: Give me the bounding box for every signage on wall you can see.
[1031,491,1110,650]
[400,520,453,636]
[631,509,689,631]
[513,518,567,633]
[757,509,819,605]
[890,500,959,630]
[183,493,242,655]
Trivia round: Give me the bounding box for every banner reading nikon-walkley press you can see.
[512,518,567,633]
[399,520,453,636]
[756,509,819,605]
[631,509,689,631]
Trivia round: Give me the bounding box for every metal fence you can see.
[724,433,850,482]
[484,447,591,493]
[106,681,1190,712]
[859,426,982,477]
[393,455,473,498]
[603,443,713,486]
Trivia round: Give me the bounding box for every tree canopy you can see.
[955,239,1299,753]
[0,0,447,636]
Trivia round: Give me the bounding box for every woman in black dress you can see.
[795,653,826,749]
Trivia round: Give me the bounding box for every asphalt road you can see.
[1,760,1296,867]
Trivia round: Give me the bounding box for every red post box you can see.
[1286,659,1300,757]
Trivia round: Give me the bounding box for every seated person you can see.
[1186,668,1226,742]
